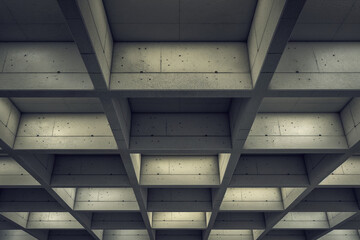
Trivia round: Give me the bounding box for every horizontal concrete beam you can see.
[320,156,360,187]
[213,212,265,229]
[221,188,284,211]
[231,155,309,187]
[269,43,360,97]
[51,155,130,187]
[74,188,139,211]
[152,212,208,230]
[293,189,359,212]
[13,113,117,152]
[140,156,221,188]
[147,189,212,212]
[0,157,39,187]
[243,113,348,153]
[0,189,64,212]
[1,42,360,98]
[341,98,360,149]
[0,99,20,149]
[130,113,231,153]
[91,212,145,229]
[0,43,93,96]
[0,213,48,240]
[0,230,38,240]
[103,230,150,240]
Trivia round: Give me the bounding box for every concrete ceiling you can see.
[0,0,360,240]
[291,0,360,41]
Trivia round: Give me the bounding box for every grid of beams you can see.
[1,0,360,240]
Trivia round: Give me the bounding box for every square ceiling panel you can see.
[291,0,360,41]
[103,0,258,41]
[0,0,72,41]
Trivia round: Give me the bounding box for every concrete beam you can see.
[57,0,113,90]
[0,157,40,187]
[320,156,360,187]
[0,43,93,97]
[48,230,96,240]
[140,156,220,188]
[314,230,360,240]
[151,212,208,230]
[13,113,117,152]
[221,188,284,211]
[0,230,38,240]
[55,12,141,240]
[147,189,212,212]
[131,113,231,154]
[0,213,48,240]
[244,113,347,153]
[293,189,359,212]
[50,155,130,188]
[1,42,360,98]
[205,1,307,239]
[0,99,20,149]
[110,42,251,98]
[341,98,360,149]
[74,188,139,211]
[230,155,309,187]
[26,212,84,229]
[157,230,202,240]
[269,43,360,97]
[213,212,265,229]
[91,212,145,229]
[0,189,64,212]
[103,230,150,240]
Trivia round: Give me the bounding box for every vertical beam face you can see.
[320,156,360,186]
[152,212,208,229]
[0,98,20,148]
[248,0,286,86]
[140,156,220,187]
[3,153,98,240]
[14,113,117,151]
[52,188,77,209]
[51,155,130,188]
[26,212,84,229]
[0,157,40,187]
[221,188,284,211]
[274,212,331,229]
[108,98,132,149]
[0,230,37,240]
[57,0,113,89]
[103,230,150,240]
[147,189,212,212]
[209,230,253,240]
[13,154,55,186]
[341,98,360,149]
[0,43,92,94]
[244,113,347,152]
[270,43,360,95]
[305,154,350,186]
[231,155,309,187]
[0,213,48,240]
[318,230,360,240]
[248,0,307,88]
[74,188,139,211]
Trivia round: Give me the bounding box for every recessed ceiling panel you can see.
[104,0,258,41]
[0,0,72,41]
[291,0,360,41]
